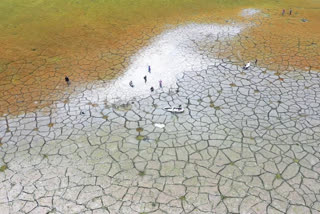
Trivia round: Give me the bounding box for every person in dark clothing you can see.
[65,76,70,85]
[129,81,134,87]
[255,59,258,65]
[150,87,154,92]
[144,75,147,83]
[289,9,292,15]
[159,80,163,88]
[148,65,151,73]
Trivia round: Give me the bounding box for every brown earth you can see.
[0,1,319,116]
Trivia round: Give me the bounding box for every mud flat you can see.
[1,10,320,213]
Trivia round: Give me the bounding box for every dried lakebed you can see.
[0,16,320,214]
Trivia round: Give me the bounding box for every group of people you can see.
[64,9,294,89]
[282,8,293,16]
[129,65,163,92]
[64,65,163,93]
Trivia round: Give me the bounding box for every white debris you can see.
[244,62,251,70]
[154,123,165,128]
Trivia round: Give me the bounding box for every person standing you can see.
[65,76,70,85]
[144,75,147,83]
[159,80,162,88]
[150,87,154,92]
[282,9,285,16]
[289,8,292,15]
[148,65,151,73]
[255,59,258,65]
[129,81,134,87]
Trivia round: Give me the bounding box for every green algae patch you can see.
[136,135,144,141]
[221,195,227,200]
[179,196,186,201]
[214,106,221,110]
[114,103,132,112]
[0,165,8,172]
[275,173,282,179]
[47,56,62,63]
[138,171,145,176]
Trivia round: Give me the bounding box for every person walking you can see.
[65,76,70,85]
[144,75,147,83]
[159,80,162,88]
[255,59,258,65]
[282,9,285,16]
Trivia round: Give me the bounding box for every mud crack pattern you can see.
[0,8,320,214]
[1,61,320,213]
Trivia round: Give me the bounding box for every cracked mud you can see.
[0,5,320,214]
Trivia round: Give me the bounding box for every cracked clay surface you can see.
[0,6,320,214]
